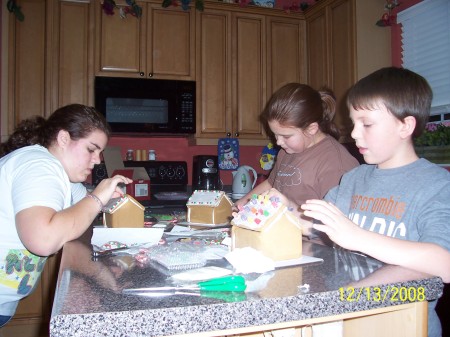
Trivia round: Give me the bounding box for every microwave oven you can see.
[94,76,196,135]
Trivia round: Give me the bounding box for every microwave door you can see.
[105,97,173,133]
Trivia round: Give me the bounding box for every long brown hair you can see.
[260,83,340,140]
[0,104,111,158]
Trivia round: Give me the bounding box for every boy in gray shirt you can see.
[301,67,450,337]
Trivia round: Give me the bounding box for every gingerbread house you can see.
[103,194,145,228]
[186,190,233,224]
[231,195,302,261]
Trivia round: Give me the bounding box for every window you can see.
[397,0,450,122]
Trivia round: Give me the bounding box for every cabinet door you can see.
[195,8,232,138]
[267,16,306,96]
[306,7,329,90]
[96,1,143,76]
[6,0,47,134]
[329,0,355,142]
[232,12,267,140]
[306,0,355,142]
[53,0,93,108]
[147,5,195,79]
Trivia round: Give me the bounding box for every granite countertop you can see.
[50,228,443,337]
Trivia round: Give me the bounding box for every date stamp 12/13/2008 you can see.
[339,286,426,303]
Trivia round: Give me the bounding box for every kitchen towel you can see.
[218,138,239,170]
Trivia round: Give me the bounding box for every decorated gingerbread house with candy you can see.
[187,190,233,224]
[231,194,302,261]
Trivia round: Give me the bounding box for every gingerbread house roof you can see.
[231,194,300,232]
[103,194,145,214]
[186,190,232,207]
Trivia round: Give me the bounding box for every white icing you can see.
[187,190,225,207]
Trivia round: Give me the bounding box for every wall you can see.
[107,136,269,186]
[391,0,422,66]
[355,0,392,79]
[0,2,2,113]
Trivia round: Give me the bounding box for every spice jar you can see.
[148,150,156,161]
[135,150,142,161]
[126,149,134,161]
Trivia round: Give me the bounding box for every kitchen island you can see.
[49,228,443,337]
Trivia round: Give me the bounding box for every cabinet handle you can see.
[226,132,231,137]
[148,73,153,78]
[235,132,239,137]
[139,72,145,77]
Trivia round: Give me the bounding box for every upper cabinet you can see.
[195,4,306,145]
[195,7,269,144]
[52,0,94,108]
[266,15,306,96]
[95,1,195,80]
[306,0,356,142]
[4,0,48,136]
[1,0,366,146]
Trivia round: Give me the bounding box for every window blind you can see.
[397,0,450,121]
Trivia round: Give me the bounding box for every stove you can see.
[92,161,189,209]
[124,161,189,209]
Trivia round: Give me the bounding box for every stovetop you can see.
[123,161,189,209]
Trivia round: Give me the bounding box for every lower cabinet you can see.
[1,253,61,337]
[224,302,427,337]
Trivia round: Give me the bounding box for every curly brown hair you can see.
[0,104,111,158]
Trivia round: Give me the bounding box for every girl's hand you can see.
[260,188,290,206]
[92,175,133,205]
[300,199,362,251]
[233,197,248,211]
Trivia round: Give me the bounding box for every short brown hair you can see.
[347,67,433,138]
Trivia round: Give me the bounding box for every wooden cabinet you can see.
[195,8,231,141]
[195,5,306,145]
[195,7,268,143]
[4,0,48,138]
[1,253,61,337]
[232,12,267,142]
[51,0,94,108]
[306,0,356,142]
[2,0,93,137]
[218,302,427,337]
[95,1,195,80]
[266,15,306,96]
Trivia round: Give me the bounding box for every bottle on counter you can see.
[126,149,134,161]
[135,150,142,161]
[148,150,156,161]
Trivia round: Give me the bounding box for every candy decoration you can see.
[232,195,285,230]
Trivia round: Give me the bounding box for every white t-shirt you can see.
[71,182,87,204]
[0,145,72,316]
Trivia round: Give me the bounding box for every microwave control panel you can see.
[179,92,195,133]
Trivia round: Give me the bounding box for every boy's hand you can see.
[301,199,362,251]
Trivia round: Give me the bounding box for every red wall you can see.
[0,4,2,129]
[107,136,268,186]
[391,0,422,66]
